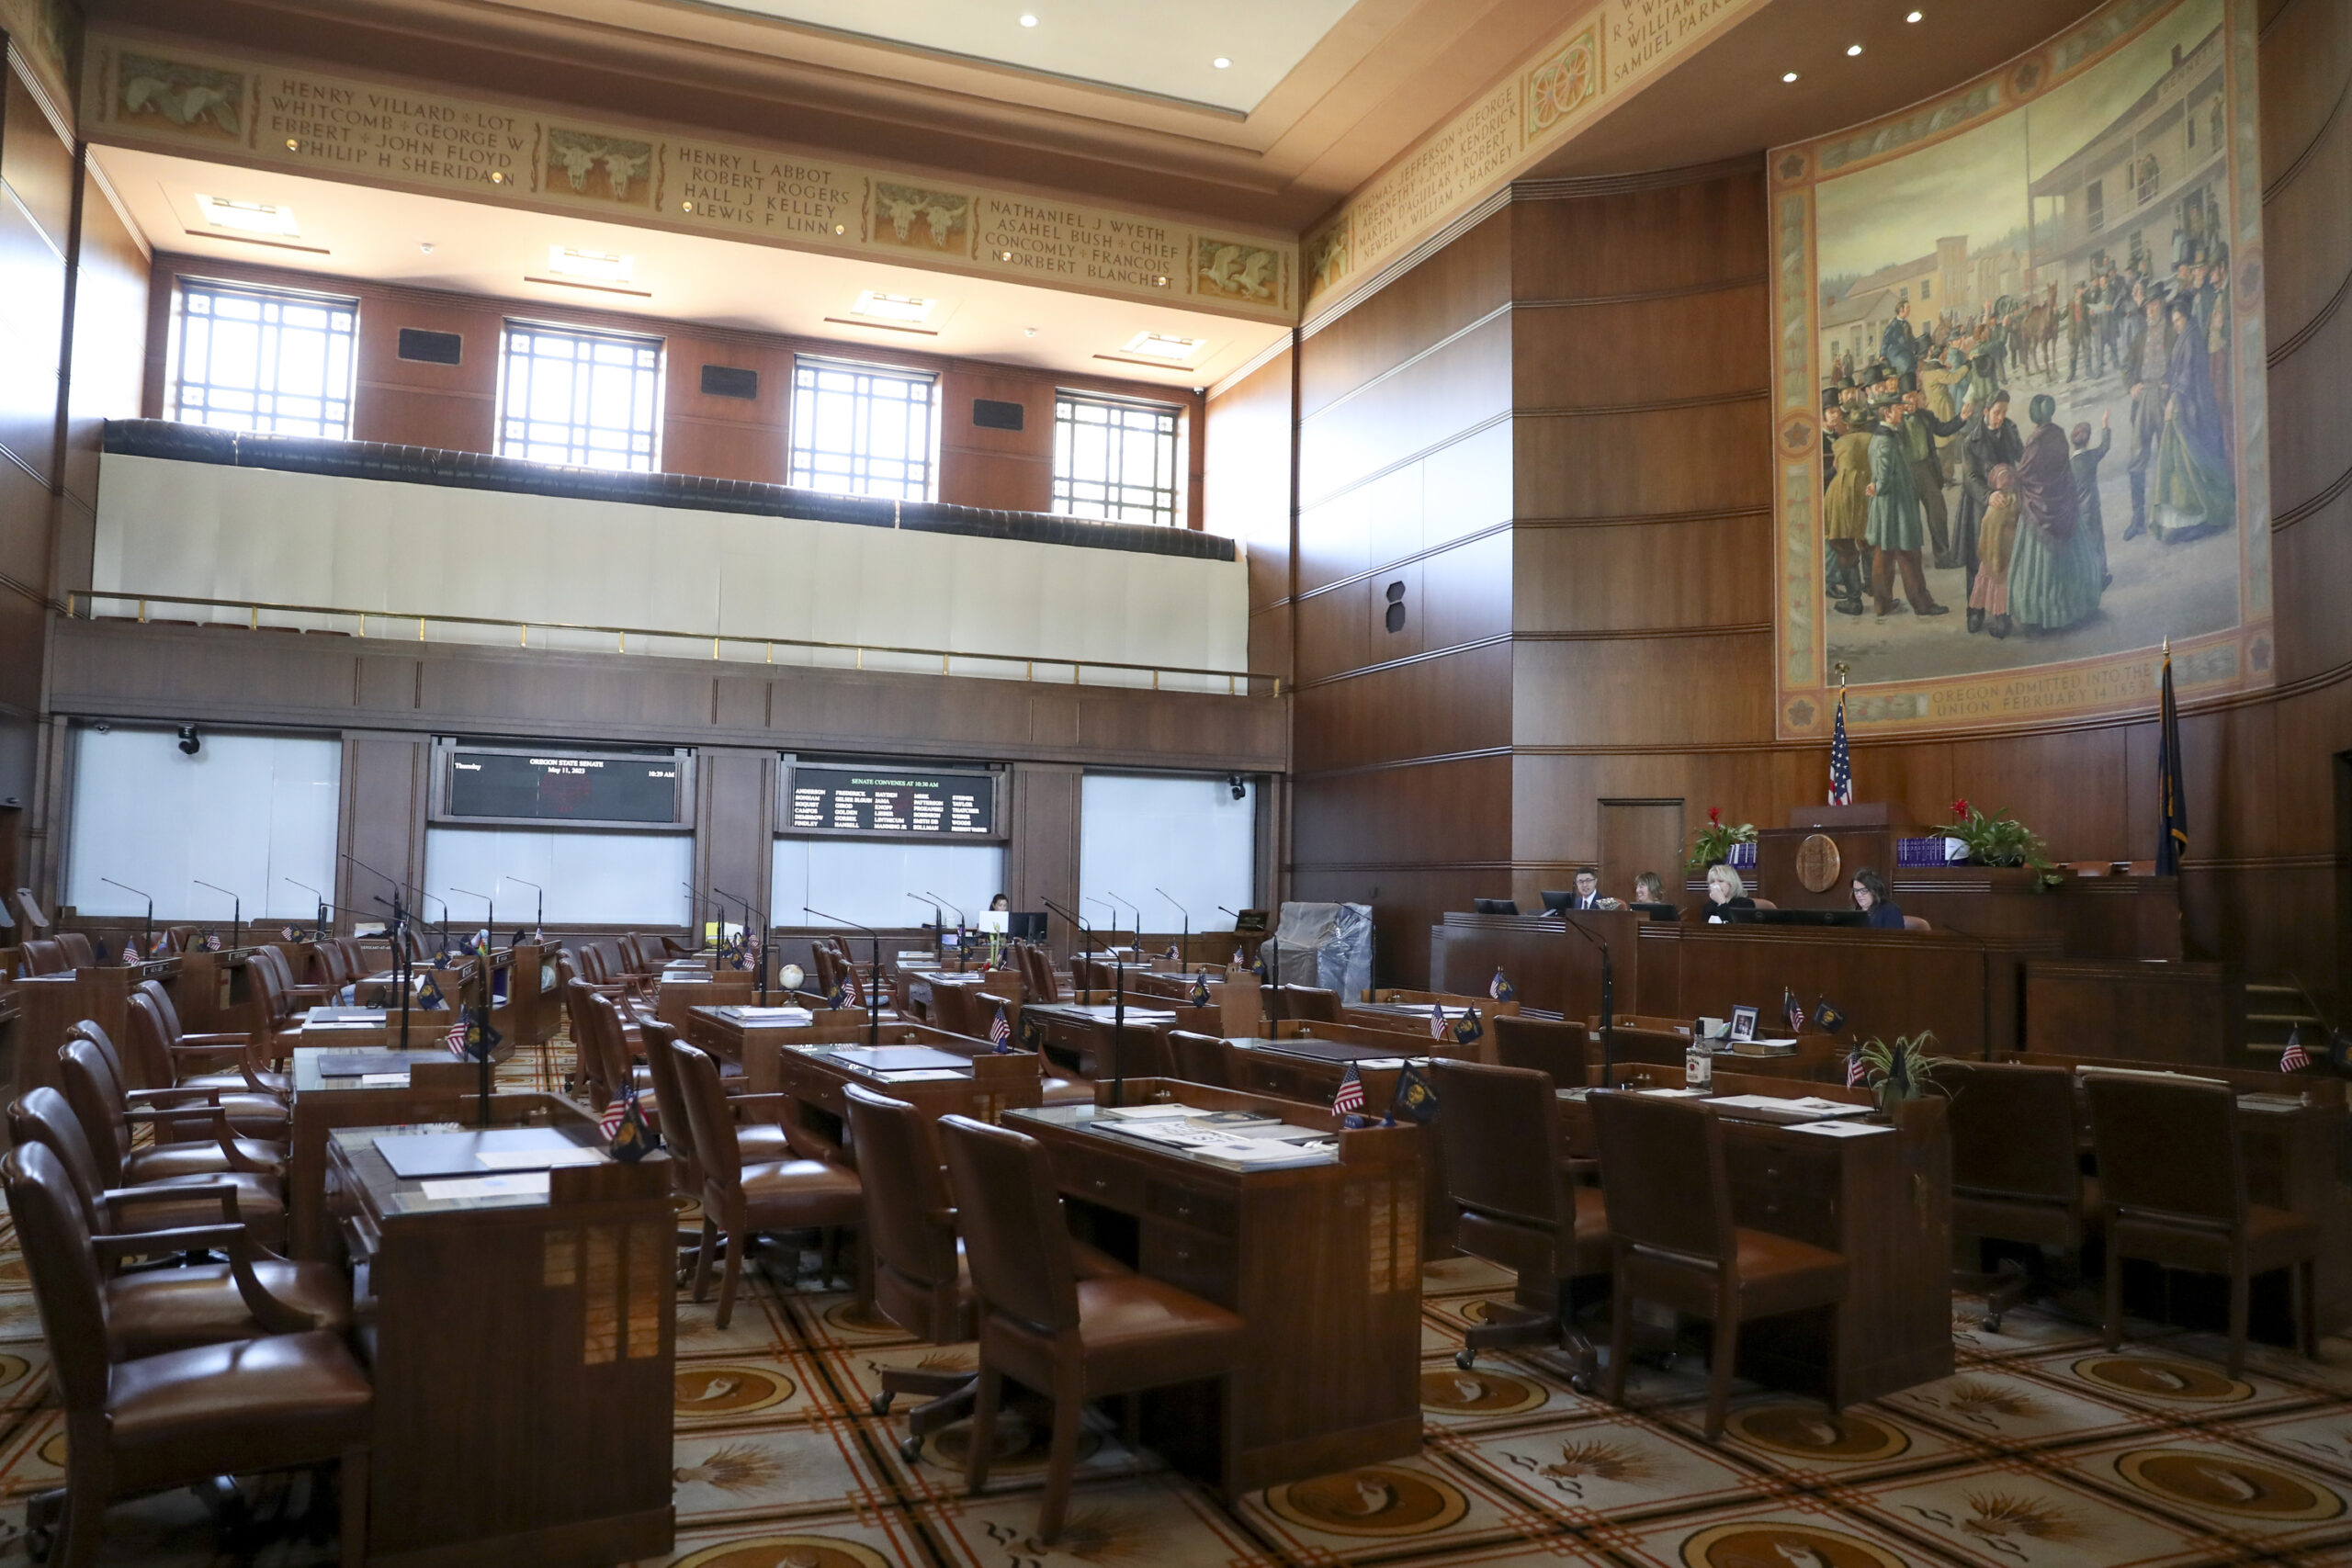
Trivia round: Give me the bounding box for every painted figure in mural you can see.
[2070,413,2114,590]
[2203,260,2233,466]
[1968,463,2020,637]
[1901,388,1968,569]
[1880,299,1921,393]
[2007,393,2103,633]
[1864,397,1946,618]
[1823,404,1874,616]
[2123,377,2167,541]
[2150,294,2236,540]
[1955,393,2023,630]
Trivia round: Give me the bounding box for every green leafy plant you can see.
[1685,807,1758,873]
[1946,797,2062,888]
[1853,1031,1958,1111]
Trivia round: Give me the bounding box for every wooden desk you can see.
[10,957,185,1096]
[1006,1081,1421,1495]
[288,1047,477,1258]
[2022,959,2240,1065]
[327,1099,673,1567]
[1558,1077,1954,1404]
[1022,1001,1182,1081]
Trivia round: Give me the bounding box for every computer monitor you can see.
[1473,897,1520,916]
[1724,907,1868,928]
[1630,901,1682,922]
[1537,889,1576,916]
[1006,911,1047,942]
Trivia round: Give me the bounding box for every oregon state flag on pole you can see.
[2157,641,2188,875]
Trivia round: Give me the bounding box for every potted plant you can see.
[1945,797,2063,888]
[1685,807,1758,873]
[1850,1032,1957,1117]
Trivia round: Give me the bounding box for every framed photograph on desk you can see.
[1730,1005,1758,1043]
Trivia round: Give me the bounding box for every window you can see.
[1919,277,1931,301]
[1053,393,1182,528]
[496,321,662,471]
[2086,179,2105,233]
[168,280,356,439]
[787,357,938,502]
[2134,153,2160,206]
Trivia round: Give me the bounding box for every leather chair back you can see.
[573,986,628,1110]
[2,1142,112,1414]
[247,948,298,1024]
[1166,1031,1232,1088]
[1589,1091,1735,1265]
[926,982,972,1037]
[138,978,187,1042]
[21,939,66,976]
[1278,984,1339,1023]
[577,943,611,985]
[1020,942,1060,1004]
[122,993,181,1092]
[1944,1061,2081,1203]
[938,1114,1080,1337]
[9,1087,123,1238]
[57,931,96,968]
[639,1021,699,1192]
[2086,1071,2245,1228]
[669,1039,745,1195]
[1430,1060,1566,1232]
[1494,1015,1587,1082]
[59,1039,142,1189]
[844,1084,963,1339]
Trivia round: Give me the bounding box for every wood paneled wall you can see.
[1254,7,2352,996]
[135,254,1204,525]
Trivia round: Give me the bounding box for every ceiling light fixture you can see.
[1213,57,1231,69]
[419,241,435,254]
[195,196,300,235]
[1781,71,1799,83]
[1847,42,1863,56]
[1121,331,1203,362]
[546,246,634,282]
[1906,9,1924,20]
[1019,13,1037,26]
[852,291,937,323]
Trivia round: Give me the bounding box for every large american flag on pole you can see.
[1828,686,1854,807]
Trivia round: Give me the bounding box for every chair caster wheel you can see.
[1454,1348,1477,1371]
[1570,1373,1596,1396]
[24,1527,51,1564]
[1981,1315,2002,1333]
[899,1435,923,1462]
[871,1393,894,1416]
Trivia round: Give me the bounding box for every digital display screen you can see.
[447,750,681,823]
[788,765,996,838]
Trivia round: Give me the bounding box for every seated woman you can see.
[989,894,1010,912]
[1630,872,1676,918]
[1701,863,1754,924]
[1850,868,1906,930]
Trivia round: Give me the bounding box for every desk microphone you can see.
[190,880,242,952]
[1155,887,1191,965]
[1045,897,1125,1103]
[98,878,153,961]
[922,893,969,971]
[803,908,884,1048]
[503,876,544,939]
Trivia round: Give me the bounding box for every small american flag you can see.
[1231,946,1246,968]
[282,925,298,942]
[2281,1026,2312,1073]
[600,1095,628,1139]
[989,1004,1012,1053]
[1783,988,1805,1032]
[1828,687,1854,806]
[1846,1048,1867,1089]
[1428,1003,1448,1041]
[1332,1063,1365,1114]
[445,1014,469,1058]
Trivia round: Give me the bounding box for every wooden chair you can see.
[1902,915,1932,932]
[1494,1015,1587,1082]
[58,1039,287,1217]
[56,932,96,968]
[938,1113,1244,1544]
[138,980,283,1094]
[1942,1060,2096,1331]
[119,995,288,1141]
[1430,1059,1606,1391]
[3,1141,372,1568]
[668,1037,864,1328]
[574,987,654,1115]
[6,1087,351,1358]
[20,939,68,976]
[844,1083,980,1457]
[2086,1071,2320,1375]
[1276,983,1340,1023]
[1165,1030,1235,1087]
[1589,1090,1849,1438]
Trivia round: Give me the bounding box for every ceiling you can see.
[692,0,1360,115]
[97,145,1292,389]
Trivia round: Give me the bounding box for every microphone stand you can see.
[285,877,328,939]
[372,892,413,1053]
[1155,887,1190,968]
[447,889,497,1122]
[904,894,943,966]
[804,908,883,1049]
[1560,914,1616,1089]
[192,880,241,952]
[1107,894,1145,960]
[1045,898,1123,1104]
[99,878,153,962]
[924,893,969,972]
[504,876,543,941]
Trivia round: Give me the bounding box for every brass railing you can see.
[64,589,1281,697]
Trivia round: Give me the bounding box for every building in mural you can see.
[1770,0,2269,739]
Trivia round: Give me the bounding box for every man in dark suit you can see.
[1567,869,1621,911]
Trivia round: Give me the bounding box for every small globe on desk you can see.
[779,964,805,989]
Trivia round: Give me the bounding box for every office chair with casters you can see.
[1589,1090,1849,1438]
[640,1020,797,1283]
[6,1088,352,1359]
[1941,1061,2097,1331]
[938,1113,1244,1545]
[844,1083,978,1458]
[3,1141,373,1568]
[2086,1071,2320,1376]
[669,1039,864,1329]
[1429,1059,1608,1392]
[1166,1029,1236,1088]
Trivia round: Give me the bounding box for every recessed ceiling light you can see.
[1122,331,1203,362]
[419,241,435,254]
[1906,9,1924,20]
[1781,71,1799,83]
[1847,42,1863,56]
[1024,327,1038,338]
[196,196,299,236]
[1213,57,1231,69]
[1019,12,1037,25]
[852,290,936,323]
[546,246,633,282]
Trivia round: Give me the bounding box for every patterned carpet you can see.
[0,1054,2349,1564]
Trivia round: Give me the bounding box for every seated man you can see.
[1565,868,1622,911]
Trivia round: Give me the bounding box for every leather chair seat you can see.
[106,1331,373,1493]
[991,1274,1245,1394]
[108,1259,355,1359]
[165,1089,291,1139]
[741,1158,866,1230]
[2112,1202,2321,1276]
[186,1067,293,1098]
[123,1141,287,1187]
[1954,1186,2098,1250]
[1624,1229,1852,1323]
[113,1176,288,1241]
[1039,1076,1095,1107]
[736,1123,797,1162]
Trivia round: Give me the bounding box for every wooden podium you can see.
[1756,804,1903,910]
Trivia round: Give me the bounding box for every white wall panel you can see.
[94,455,1249,679]
[422,826,694,928]
[1079,773,1256,934]
[65,727,341,922]
[772,838,1008,932]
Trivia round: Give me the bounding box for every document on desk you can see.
[359,1073,410,1087]
[719,1007,816,1021]
[1707,1094,1870,1123]
[413,1173,552,1202]
[2236,1093,2308,1113]
[1097,1103,1196,1122]
[875,1068,968,1083]
[476,1147,607,1170]
[1791,1120,1893,1138]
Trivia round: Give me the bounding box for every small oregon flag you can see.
[1814,998,1848,1035]
[417,974,446,1010]
[1451,1005,1485,1044]
[1388,1063,1440,1124]
[1187,975,1214,1009]
[1488,968,1516,1003]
